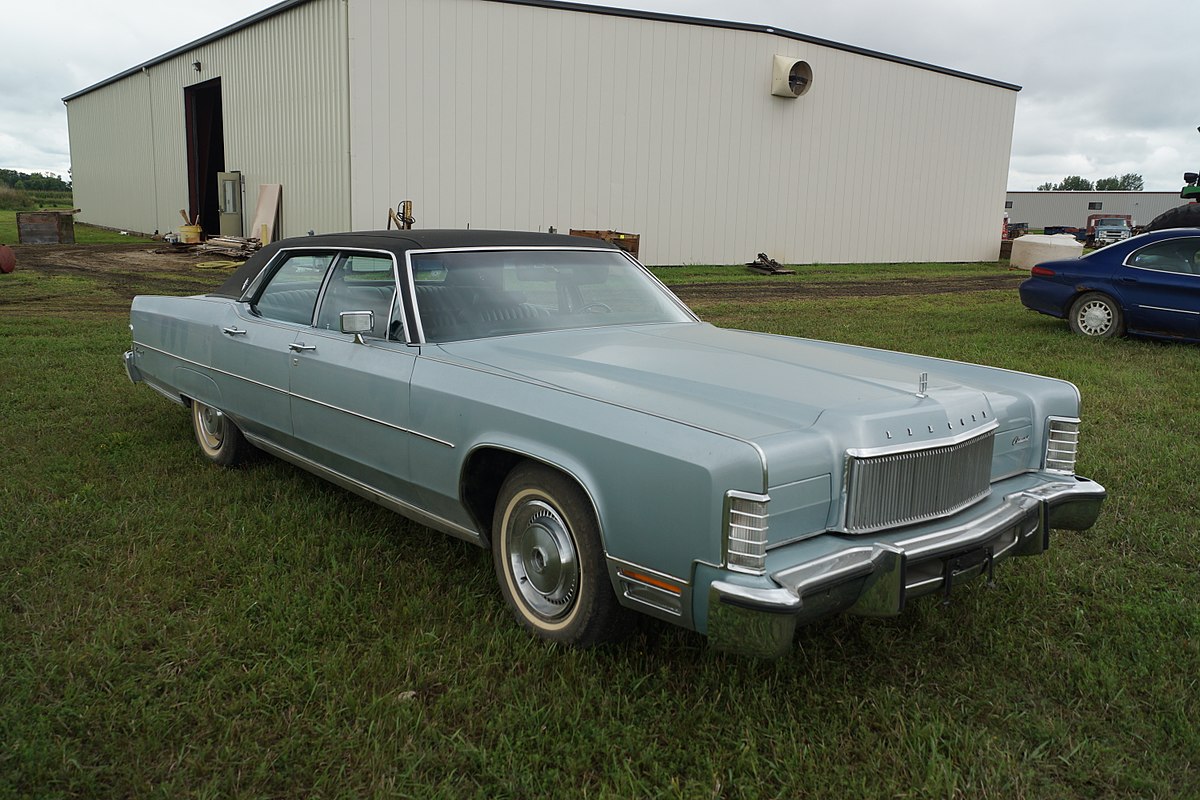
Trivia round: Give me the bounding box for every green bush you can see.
[0,185,35,211]
[29,190,74,208]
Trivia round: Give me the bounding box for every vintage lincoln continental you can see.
[125,230,1106,657]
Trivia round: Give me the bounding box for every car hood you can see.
[435,323,1008,446]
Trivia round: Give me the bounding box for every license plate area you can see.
[939,545,995,602]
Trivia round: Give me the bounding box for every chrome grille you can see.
[842,428,995,534]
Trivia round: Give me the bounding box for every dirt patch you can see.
[671,273,1025,304]
[2,243,238,314]
[3,243,1025,314]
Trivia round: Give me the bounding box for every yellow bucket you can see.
[179,224,202,244]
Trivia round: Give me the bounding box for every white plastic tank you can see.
[1009,234,1084,270]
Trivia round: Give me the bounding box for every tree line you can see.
[1036,174,1144,191]
[0,169,71,192]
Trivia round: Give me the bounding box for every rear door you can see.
[1115,236,1200,338]
[288,251,422,503]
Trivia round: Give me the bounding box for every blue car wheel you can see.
[1068,292,1124,339]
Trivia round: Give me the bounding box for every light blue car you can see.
[125,230,1105,657]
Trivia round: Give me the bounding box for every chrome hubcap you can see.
[196,404,225,449]
[507,499,578,619]
[1078,301,1112,336]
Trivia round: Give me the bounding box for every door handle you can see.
[222,326,247,336]
[1117,277,1138,284]
[288,342,317,353]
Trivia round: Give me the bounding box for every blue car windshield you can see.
[408,249,694,342]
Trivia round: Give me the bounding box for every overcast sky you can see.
[4,0,1197,191]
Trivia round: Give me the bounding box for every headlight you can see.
[725,491,769,574]
[1044,417,1080,473]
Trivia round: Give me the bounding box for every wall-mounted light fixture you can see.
[192,61,202,72]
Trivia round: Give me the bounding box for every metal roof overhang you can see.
[63,0,1020,102]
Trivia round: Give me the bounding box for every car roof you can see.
[211,229,620,298]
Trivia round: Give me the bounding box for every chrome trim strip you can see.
[881,491,1040,558]
[132,340,455,447]
[846,419,998,458]
[1137,304,1199,316]
[132,341,287,396]
[143,377,187,406]
[290,392,454,448]
[239,246,402,303]
[605,556,690,589]
[242,431,482,545]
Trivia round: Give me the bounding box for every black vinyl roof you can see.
[210,228,619,298]
[65,0,1018,102]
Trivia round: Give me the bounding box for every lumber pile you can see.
[198,235,262,258]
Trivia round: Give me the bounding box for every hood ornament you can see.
[916,372,928,398]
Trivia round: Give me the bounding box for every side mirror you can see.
[1185,172,1198,185]
[339,310,374,341]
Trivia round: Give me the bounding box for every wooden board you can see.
[248,184,282,244]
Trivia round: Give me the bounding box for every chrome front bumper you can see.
[707,475,1105,658]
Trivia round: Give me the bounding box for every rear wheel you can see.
[191,400,250,466]
[491,463,626,645]
[1068,292,1124,338]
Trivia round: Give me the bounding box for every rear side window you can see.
[315,253,397,338]
[254,253,335,324]
[1126,239,1200,275]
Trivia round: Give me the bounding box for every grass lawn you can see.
[0,209,155,245]
[1,255,1197,798]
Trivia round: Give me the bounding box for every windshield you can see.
[1097,219,1127,226]
[407,249,695,342]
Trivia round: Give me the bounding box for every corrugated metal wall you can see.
[67,0,348,239]
[1005,192,1183,230]
[348,0,1017,264]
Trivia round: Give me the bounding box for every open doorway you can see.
[184,78,225,236]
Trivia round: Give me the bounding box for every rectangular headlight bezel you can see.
[724,490,770,574]
[1044,416,1080,474]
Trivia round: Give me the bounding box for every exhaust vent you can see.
[772,56,813,98]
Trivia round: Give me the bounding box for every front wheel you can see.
[191,400,250,466]
[1068,292,1124,338]
[491,463,626,645]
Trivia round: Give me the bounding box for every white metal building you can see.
[66,0,1020,265]
[1005,191,1184,230]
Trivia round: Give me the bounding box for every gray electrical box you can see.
[217,171,243,237]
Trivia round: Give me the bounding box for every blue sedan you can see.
[1019,228,1200,340]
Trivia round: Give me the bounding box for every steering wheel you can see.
[580,303,612,314]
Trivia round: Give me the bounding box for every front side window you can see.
[254,252,335,324]
[408,249,694,342]
[315,253,397,338]
[1126,238,1200,275]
